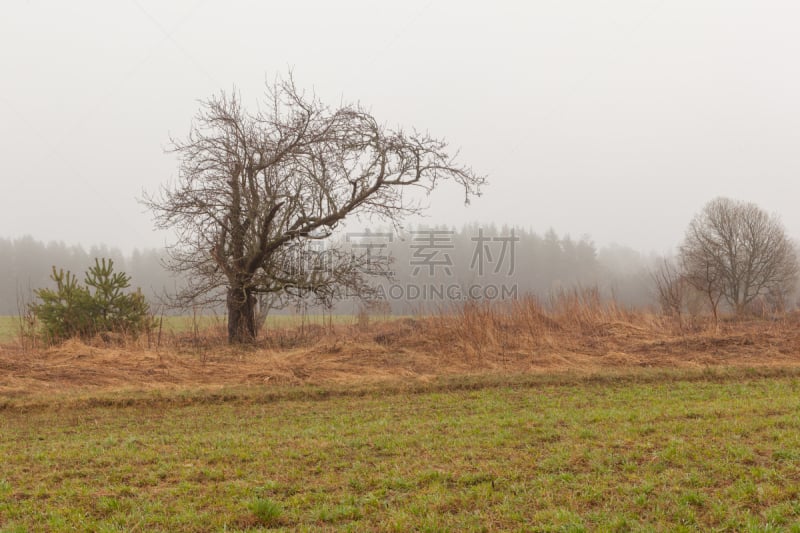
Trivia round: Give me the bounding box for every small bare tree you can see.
[651,257,686,321]
[679,197,798,318]
[145,75,484,344]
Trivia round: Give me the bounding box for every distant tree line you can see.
[0,237,170,315]
[0,229,655,316]
[349,224,653,314]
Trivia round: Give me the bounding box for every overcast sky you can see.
[2,1,799,255]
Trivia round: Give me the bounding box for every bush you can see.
[30,258,154,343]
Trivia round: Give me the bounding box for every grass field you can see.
[0,313,383,344]
[2,370,800,531]
[0,317,18,345]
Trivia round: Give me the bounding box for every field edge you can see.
[3,364,800,413]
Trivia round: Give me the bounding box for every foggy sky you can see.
[2,1,799,255]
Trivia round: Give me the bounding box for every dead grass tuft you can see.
[2,291,800,396]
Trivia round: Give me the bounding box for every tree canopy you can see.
[680,197,798,316]
[145,76,485,343]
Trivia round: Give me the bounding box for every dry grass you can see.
[2,290,800,397]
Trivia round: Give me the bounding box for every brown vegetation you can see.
[2,292,800,397]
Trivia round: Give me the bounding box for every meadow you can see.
[2,298,800,530]
[0,317,15,345]
[2,369,800,531]
[0,313,386,345]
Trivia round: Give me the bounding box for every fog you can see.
[0,230,656,315]
[2,1,800,255]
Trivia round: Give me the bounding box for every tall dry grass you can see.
[8,286,797,362]
[4,287,800,396]
[427,288,664,359]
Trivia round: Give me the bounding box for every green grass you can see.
[0,316,21,344]
[156,313,378,333]
[0,313,395,343]
[2,371,800,531]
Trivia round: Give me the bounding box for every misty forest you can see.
[0,227,655,316]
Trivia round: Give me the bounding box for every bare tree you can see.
[650,257,686,322]
[679,197,798,318]
[144,76,484,343]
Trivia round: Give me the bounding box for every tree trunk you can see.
[227,285,257,344]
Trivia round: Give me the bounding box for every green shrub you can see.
[30,258,154,343]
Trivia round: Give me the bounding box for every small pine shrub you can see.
[30,258,154,344]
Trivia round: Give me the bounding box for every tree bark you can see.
[227,285,257,344]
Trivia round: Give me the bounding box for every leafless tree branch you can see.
[143,74,485,343]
